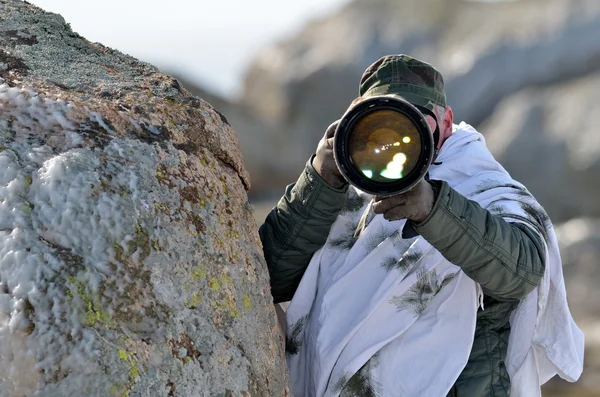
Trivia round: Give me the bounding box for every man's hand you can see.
[372,179,436,223]
[312,121,347,189]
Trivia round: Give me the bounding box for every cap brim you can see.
[362,84,441,111]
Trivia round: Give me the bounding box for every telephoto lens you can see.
[333,96,436,196]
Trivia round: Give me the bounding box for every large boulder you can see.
[0,1,287,396]
[231,0,600,199]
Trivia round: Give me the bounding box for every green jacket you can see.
[259,159,546,397]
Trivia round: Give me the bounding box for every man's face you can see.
[424,114,444,150]
[424,105,453,150]
[425,115,438,135]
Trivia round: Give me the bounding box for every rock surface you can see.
[482,71,600,223]
[0,1,287,396]
[168,75,289,200]
[555,218,600,322]
[543,218,600,395]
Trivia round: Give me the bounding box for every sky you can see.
[29,0,351,99]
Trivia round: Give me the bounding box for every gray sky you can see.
[29,0,351,98]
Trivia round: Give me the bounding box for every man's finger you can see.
[373,192,409,202]
[374,194,408,206]
[372,195,407,214]
[383,205,416,222]
[325,120,340,139]
[326,137,335,149]
[375,179,427,201]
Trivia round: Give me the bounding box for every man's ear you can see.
[443,106,454,133]
[436,106,454,150]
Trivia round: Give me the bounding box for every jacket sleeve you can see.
[413,180,546,301]
[258,158,348,303]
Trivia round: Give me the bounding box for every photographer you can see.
[259,55,581,397]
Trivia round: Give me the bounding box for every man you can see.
[259,55,582,396]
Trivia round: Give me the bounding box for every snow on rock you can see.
[0,1,287,396]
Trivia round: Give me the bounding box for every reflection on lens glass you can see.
[349,109,422,182]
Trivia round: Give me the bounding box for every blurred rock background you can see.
[30,0,600,394]
[178,0,600,394]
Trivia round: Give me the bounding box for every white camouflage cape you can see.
[286,123,584,397]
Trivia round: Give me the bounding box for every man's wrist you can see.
[413,179,447,228]
[428,179,441,201]
[408,179,439,223]
[310,156,348,189]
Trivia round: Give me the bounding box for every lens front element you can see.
[333,96,435,196]
[348,109,422,182]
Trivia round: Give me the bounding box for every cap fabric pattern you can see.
[359,54,446,111]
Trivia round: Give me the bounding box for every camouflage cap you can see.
[358,54,446,111]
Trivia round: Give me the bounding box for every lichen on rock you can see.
[0,1,287,396]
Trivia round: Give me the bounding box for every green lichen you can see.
[154,202,169,212]
[113,242,125,260]
[110,382,130,397]
[131,225,151,259]
[22,201,32,215]
[184,292,203,309]
[126,240,137,254]
[217,295,238,318]
[68,276,113,327]
[135,223,147,236]
[221,274,233,286]
[242,294,252,312]
[220,176,229,197]
[192,267,207,280]
[184,267,210,309]
[150,239,161,251]
[208,274,234,292]
[117,349,129,360]
[117,348,140,382]
[110,383,120,396]
[206,273,241,317]
[208,277,221,291]
[225,230,240,239]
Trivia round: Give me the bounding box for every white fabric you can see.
[286,123,584,397]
